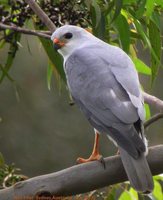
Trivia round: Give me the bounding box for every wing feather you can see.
[65,46,145,158]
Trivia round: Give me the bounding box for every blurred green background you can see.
[0,34,163,177]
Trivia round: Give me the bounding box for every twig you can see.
[0,145,162,199]
[24,0,56,32]
[0,23,50,39]
[143,92,163,112]
[144,113,163,128]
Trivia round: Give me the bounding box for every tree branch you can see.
[144,113,163,128]
[25,0,56,32]
[143,92,163,112]
[0,145,162,199]
[0,23,50,39]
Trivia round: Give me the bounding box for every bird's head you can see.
[51,25,93,59]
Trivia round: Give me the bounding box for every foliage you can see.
[0,0,162,86]
[0,0,163,199]
[0,0,89,83]
[0,153,27,189]
[78,176,163,200]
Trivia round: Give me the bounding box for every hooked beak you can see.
[53,38,65,51]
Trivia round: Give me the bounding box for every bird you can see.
[51,25,154,193]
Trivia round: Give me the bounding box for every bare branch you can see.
[0,23,50,39]
[0,145,162,199]
[143,92,163,112]
[144,113,163,128]
[25,0,56,32]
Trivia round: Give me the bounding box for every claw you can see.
[77,154,105,168]
[76,131,106,168]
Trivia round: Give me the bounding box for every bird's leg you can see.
[77,130,104,166]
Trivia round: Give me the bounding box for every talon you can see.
[98,155,106,169]
[76,131,106,168]
[76,154,105,168]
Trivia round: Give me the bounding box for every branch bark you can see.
[0,145,162,199]
[144,113,163,128]
[25,0,56,32]
[0,23,50,39]
[143,92,163,112]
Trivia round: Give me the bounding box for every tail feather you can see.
[119,147,154,193]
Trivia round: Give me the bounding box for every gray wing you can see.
[110,60,145,121]
[65,45,145,124]
[65,46,145,158]
[97,43,145,121]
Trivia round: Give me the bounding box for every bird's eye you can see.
[64,32,73,39]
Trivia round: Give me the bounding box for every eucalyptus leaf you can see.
[0,64,14,82]
[133,58,151,75]
[119,190,132,200]
[144,103,151,120]
[135,0,146,19]
[149,19,161,82]
[114,14,130,53]
[152,180,163,200]
[91,0,101,28]
[129,188,138,200]
[39,37,66,82]
[145,0,155,18]
[0,33,21,83]
[106,186,117,200]
[0,152,5,167]
[47,61,53,90]
[155,0,163,7]
[111,0,123,22]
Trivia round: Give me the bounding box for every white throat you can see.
[58,41,77,61]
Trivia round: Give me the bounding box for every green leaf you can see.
[114,14,130,53]
[0,64,14,82]
[155,0,163,7]
[90,0,101,28]
[152,180,163,200]
[39,37,66,82]
[104,1,115,16]
[144,103,151,120]
[106,186,117,200]
[0,152,5,167]
[0,0,8,5]
[133,58,151,75]
[129,188,138,200]
[0,40,6,49]
[47,61,53,90]
[135,0,146,19]
[90,5,106,40]
[0,33,21,83]
[146,0,155,18]
[134,20,151,48]
[119,190,132,200]
[123,0,136,5]
[134,19,160,82]
[148,19,161,82]
[154,175,163,181]
[112,0,123,22]
[151,11,161,30]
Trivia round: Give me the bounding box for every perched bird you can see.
[51,25,154,193]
